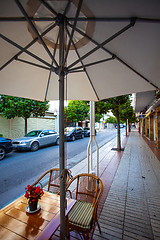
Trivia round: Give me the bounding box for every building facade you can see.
[136,91,160,149]
[0,112,57,139]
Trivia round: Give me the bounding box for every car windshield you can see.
[25,131,42,137]
[64,127,75,133]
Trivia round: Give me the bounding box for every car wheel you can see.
[81,134,84,139]
[56,138,59,145]
[0,147,5,160]
[30,142,39,151]
[72,136,75,141]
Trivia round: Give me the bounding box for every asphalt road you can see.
[0,128,120,208]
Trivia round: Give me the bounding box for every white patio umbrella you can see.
[0,0,160,238]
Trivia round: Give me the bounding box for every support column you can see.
[87,101,99,177]
[155,107,160,149]
[145,117,149,138]
[142,118,145,136]
[149,114,154,141]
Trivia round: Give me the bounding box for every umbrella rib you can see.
[69,70,85,73]
[0,33,55,71]
[67,22,158,89]
[69,57,114,72]
[64,0,71,16]
[63,0,83,66]
[53,28,60,59]
[68,17,160,23]
[0,22,57,71]
[0,17,57,22]
[1,17,160,23]
[116,57,158,89]
[15,0,59,68]
[65,25,100,100]
[45,30,60,101]
[67,21,117,57]
[15,58,52,71]
[39,0,58,17]
[68,19,135,69]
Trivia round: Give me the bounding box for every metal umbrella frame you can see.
[1,1,160,238]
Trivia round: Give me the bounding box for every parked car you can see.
[0,137,13,160]
[115,124,125,128]
[83,127,97,137]
[12,130,59,151]
[65,127,84,141]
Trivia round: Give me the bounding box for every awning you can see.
[135,91,155,113]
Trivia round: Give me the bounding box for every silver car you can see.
[12,130,59,151]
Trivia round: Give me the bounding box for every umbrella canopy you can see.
[1,0,160,102]
[1,1,160,239]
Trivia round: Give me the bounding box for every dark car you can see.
[115,124,125,129]
[0,137,13,160]
[83,127,97,137]
[65,127,84,141]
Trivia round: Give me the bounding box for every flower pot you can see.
[29,199,38,211]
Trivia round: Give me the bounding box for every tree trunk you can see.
[126,121,127,136]
[116,110,121,151]
[25,118,27,135]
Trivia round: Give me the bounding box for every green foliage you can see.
[95,113,103,123]
[96,95,130,150]
[64,101,103,123]
[64,100,89,123]
[0,95,49,119]
[119,99,137,124]
[106,116,117,124]
[95,95,130,116]
[95,101,110,115]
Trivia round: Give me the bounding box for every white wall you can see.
[0,115,55,139]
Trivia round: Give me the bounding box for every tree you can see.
[120,99,137,136]
[106,116,117,124]
[94,113,103,123]
[64,100,89,125]
[95,95,130,151]
[0,95,49,134]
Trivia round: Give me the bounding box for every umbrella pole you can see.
[59,16,66,240]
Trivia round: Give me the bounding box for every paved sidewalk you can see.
[52,130,160,239]
[52,130,128,239]
[94,130,160,240]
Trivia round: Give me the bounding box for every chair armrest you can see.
[66,189,72,199]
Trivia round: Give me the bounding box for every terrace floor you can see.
[52,130,160,240]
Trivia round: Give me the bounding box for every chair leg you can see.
[82,232,89,240]
[65,216,70,239]
[97,219,101,234]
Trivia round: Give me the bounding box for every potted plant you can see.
[25,184,44,212]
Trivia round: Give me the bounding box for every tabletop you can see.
[0,191,76,240]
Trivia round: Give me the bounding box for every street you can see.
[0,128,122,208]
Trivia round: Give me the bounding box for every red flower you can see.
[35,186,40,194]
[25,192,29,198]
[24,184,44,202]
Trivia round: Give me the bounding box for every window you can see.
[48,130,56,135]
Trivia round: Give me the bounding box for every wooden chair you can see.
[66,173,103,239]
[31,168,71,194]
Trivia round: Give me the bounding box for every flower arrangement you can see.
[25,185,44,203]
